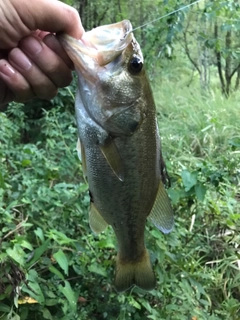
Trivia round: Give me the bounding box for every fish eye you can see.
[128,57,143,74]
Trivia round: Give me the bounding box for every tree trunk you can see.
[225,30,232,96]
[79,0,88,27]
[235,66,240,91]
[214,22,226,95]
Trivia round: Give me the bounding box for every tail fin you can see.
[114,249,156,292]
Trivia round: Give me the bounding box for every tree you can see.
[180,0,240,95]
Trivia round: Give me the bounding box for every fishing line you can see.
[127,0,203,35]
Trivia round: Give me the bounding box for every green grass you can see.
[153,74,240,319]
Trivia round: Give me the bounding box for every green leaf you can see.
[97,238,115,249]
[0,303,11,312]
[88,264,107,277]
[26,239,50,268]
[168,189,181,204]
[195,183,206,202]
[42,308,53,320]
[129,296,141,310]
[53,250,69,276]
[21,159,31,167]
[150,229,162,239]
[45,299,59,306]
[228,137,240,148]
[10,315,21,320]
[181,170,198,191]
[49,264,65,280]
[59,281,77,312]
[15,238,33,251]
[47,229,76,245]
[0,284,12,300]
[34,227,45,243]
[0,252,8,263]
[0,171,5,189]
[22,280,45,304]
[6,245,25,266]
[20,270,45,304]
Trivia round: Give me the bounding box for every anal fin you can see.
[89,202,108,234]
[148,180,174,234]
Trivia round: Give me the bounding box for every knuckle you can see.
[15,91,34,103]
[58,72,72,88]
[37,87,58,100]
[47,88,58,100]
[67,7,79,20]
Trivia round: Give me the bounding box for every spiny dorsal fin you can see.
[99,136,124,182]
[148,180,174,234]
[89,202,108,234]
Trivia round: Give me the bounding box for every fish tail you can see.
[114,249,156,292]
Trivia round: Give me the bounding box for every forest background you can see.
[0,0,239,319]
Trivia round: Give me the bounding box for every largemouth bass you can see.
[59,20,174,292]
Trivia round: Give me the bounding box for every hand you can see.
[0,0,84,108]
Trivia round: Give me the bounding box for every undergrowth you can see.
[0,73,239,319]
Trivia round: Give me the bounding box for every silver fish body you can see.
[59,20,174,292]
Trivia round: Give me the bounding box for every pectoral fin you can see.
[148,180,174,234]
[77,138,87,182]
[99,136,124,182]
[89,202,109,234]
[76,139,82,162]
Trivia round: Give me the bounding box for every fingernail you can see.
[10,49,32,71]
[0,63,15,77]
[44,33,56,44]
[21,36,42,55]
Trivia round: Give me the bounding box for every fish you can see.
[59,20,174,292]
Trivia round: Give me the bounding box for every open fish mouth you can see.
[58,20,133,78]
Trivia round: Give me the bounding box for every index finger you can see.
[12,0,84,39]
